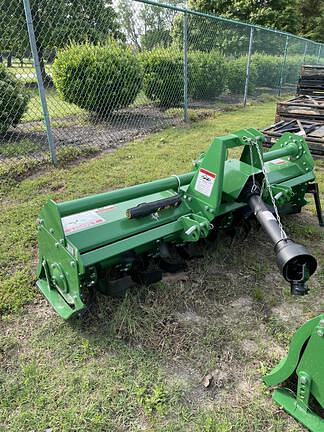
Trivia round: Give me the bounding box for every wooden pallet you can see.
[276,95,324,123]
[262,119,324,160]
[301,64,324,79]
[297,65,324,96]
[297,84,324,96]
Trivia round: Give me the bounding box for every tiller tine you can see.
[263,314,324,432]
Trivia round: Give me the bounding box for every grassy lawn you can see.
[21,88,150,124]
[6,62,53,84]
[0,100,323,431]
[23,88,84,123]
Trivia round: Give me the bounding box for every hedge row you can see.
[52,43,312,115]
[53,41,142,117]
[0,42,316,134]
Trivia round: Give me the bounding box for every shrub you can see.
[226,56,257,95]
[189,50,227,100]
[140,48,183,107]
[53,41,142,117]
[251,53,281,88]
[0,65,29,134]
[285,55,303,84]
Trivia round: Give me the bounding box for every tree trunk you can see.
[7,53,12,67]
[0,53,3,63]
[38,45,48,83]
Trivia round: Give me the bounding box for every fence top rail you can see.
[133,0,323,47]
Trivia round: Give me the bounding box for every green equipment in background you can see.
[263,314,324,432]
[36,128,323,319]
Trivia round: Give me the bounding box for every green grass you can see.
[0,100,323,431]
[6,62,53,84]
[23,88,84,123]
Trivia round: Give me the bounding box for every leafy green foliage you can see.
[226,56,257,95]
[251,54,281,88]
[189,51,227,100]
[53,42,143,117]
[136,384,169,415]
[188,0,298,35]
[0,0,122,59]
[297,0,324,43]
[0,65,29,133]
[285,55,304,84]
[188,0,324,44]
[140,48,183,107]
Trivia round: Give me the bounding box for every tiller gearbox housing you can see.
[36,128,321,319]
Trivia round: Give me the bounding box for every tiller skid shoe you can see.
[36,128,322,319]
[263,314,324,432]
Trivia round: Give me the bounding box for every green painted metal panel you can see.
[64,190,191,253]
[81,220,182,267]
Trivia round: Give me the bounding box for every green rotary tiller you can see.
[263,314,324,432]
[36,128,323,319]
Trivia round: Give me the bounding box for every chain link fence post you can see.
[183,9,189,123]
[317,45,322,64]
[243,27,253,107]
[278,35,289,96]
[22,0,57,166]
[303,41,308,64]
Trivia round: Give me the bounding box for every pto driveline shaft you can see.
[248,194,283,245]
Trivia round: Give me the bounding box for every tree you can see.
[139,4,176,50]
[297,0,324,43]
[188,0,324,43]
[188,0,299,34]
[117,0,142,50]
[0,0,123,81]
[116,0,177,51]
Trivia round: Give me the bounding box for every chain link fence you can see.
[1,0,323,181]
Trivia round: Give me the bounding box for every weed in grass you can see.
[0,139,42,157]
[136,384,170,416]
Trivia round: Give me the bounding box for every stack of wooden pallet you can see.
[262,65,324,159]
[263,119,324,160]
[297,64,324,96]
[275,95,324,123]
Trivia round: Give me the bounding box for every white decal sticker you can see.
[195,168,216,197]
[62,210,105,234]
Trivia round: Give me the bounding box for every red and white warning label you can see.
[62,210,105,234]
[195,168,216,197]
[62,205,116,234]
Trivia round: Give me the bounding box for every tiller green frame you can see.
[36,128,321,319]
[263,314,324,432]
